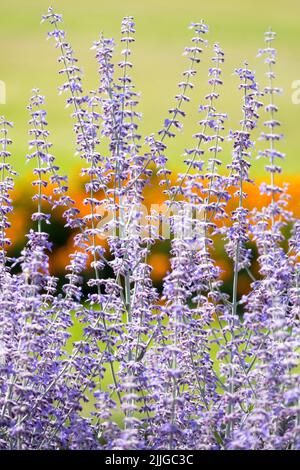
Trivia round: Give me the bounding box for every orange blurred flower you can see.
[148,252,170,282]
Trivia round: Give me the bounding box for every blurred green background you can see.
[1,0,300,179]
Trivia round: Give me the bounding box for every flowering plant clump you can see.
[0,8,300,450]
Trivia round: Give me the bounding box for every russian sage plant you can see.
[0,7,299,450]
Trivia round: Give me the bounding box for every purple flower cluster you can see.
[0,8,299,450]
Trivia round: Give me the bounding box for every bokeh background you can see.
[1,0,300,293]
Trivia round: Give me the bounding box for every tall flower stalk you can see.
[0,10,299,450]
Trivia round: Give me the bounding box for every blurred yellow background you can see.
[1,0,300,177]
